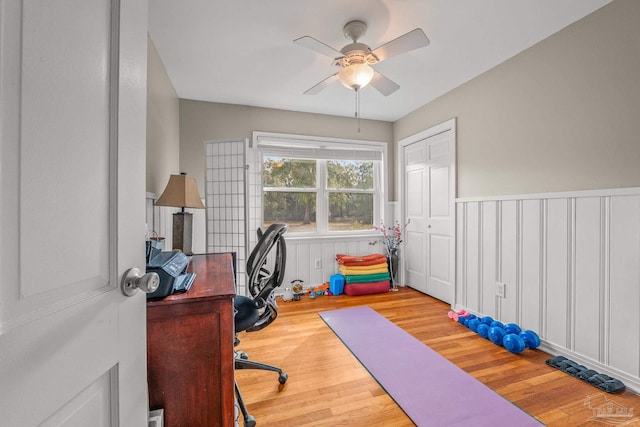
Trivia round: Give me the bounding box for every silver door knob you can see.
[121,268,160,297]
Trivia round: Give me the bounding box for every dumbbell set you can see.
[450,311,541,354]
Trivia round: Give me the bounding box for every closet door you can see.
[401,120,456,303]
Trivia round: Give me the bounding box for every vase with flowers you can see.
[373,219,410,291]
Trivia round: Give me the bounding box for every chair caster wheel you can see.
[244,415,256,427]
[278,372,288,384]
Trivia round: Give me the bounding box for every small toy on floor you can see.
[546,355,625,394]
[307,282,329,298]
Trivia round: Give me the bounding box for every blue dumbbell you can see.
[488,326,505,346]
[467,318,481,332]
[477,323,490,339]
[519,330,541,349]
[480,316,494,325]
[504,323,522,335]
[490,320,504,329]
[503,333,526,354]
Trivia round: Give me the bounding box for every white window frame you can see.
[252,131,388,239]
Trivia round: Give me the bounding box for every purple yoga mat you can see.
[319,306,543,427]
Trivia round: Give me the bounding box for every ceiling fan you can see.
[294,20,430,96]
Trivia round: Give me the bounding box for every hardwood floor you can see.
[235,287,640,426]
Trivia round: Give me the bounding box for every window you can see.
[326,160,374,231]
[256,133,385,236]
[263,157,317,233]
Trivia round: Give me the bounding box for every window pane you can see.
[263,157,316,188]
[327,160,373,190]
[263,191,316,233]
[328,192,373,231]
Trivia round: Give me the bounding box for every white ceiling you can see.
[148,0,612,122]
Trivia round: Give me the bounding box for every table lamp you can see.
[155,173,205,255]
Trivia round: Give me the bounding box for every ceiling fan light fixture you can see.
[338,63,374,90]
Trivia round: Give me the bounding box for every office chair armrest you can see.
[246,294,278,332]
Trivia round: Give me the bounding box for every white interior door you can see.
[401,119,456,304]
[0,1,149,426]
[404,143,429,294]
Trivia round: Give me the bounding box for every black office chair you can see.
[234,223,288,427]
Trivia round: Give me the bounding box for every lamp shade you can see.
[338,63,374,90]
[155,174,205,209]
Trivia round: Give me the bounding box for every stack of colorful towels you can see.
[335,253,391,296]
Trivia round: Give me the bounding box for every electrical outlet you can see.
[315,258,322,269]
[496,282,506,298]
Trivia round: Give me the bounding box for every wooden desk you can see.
[147,253,236,427]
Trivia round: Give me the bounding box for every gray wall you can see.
[395,0,640,199]
[146,36,180,195]
[179,100,393,197]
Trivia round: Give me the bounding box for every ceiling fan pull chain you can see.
[355,89,361,133]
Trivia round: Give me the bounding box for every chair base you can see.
[235,358,288,384]
[234,355,288,426]
[235,381,256,427]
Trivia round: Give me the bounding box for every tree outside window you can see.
[263,157,317,232]
[327,160,374,231]
[263,156,376,234]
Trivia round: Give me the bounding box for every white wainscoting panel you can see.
[500,201,518,324]
[573,197,602,361]
[481,202,498,318]
[608,196,640,377]
[520,200,543,341]
[456,188,640,392]
[545,198,570,348]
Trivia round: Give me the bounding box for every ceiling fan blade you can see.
[294,36,343,59]
[304,73,339,95]
[372,28,430,62]
[369,71,400,96]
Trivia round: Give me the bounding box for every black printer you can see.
[146,251,195,299]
